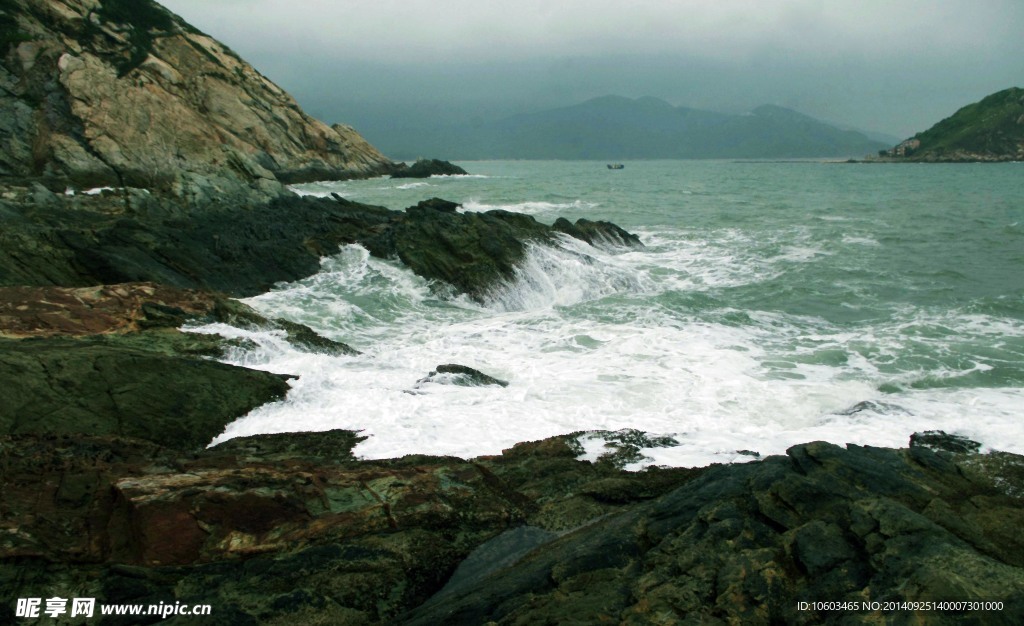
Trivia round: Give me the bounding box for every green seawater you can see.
[216,160,1024,466]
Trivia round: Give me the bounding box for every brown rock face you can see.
[0,0,395,187]
[0,282,230,337]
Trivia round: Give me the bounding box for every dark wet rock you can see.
[0,186,641,303]
[361,204,551,301]
[2,432,1023,624]
[271,318,360,357]
[417,364,509,388]
[406,197,461,214]
[0,336,290,450]
[552,217,644,248]
[0,187,390,297]
[390,159,468,179]
[404,441,1024,625]
[576,428,680,469]
[911,430,983,454]
[0,282,370,455]
[424,526,558,604]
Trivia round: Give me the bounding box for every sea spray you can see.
[191,160,1024,467]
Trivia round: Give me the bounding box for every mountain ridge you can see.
[373,95,889,160]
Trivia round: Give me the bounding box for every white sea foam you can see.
[460,199,599,215]
[481,236,650,311]
[842,234,881,247]
[189,232,1024,468]
[195,157,1024,469]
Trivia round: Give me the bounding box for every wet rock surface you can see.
[1,431,1022,625]
[0,188,642,301]
[405,441,1024,626]
[417,364,510,388]
[0,282,358,449]
[0,429,700,625]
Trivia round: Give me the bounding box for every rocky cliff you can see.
[0,0,396,188]
[879,87,1024,162]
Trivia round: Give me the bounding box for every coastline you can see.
[3,179,1024,622]
[2,1,1022,621]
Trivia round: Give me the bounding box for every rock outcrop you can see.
[0,0,396,188]
[0,282,357,448]
[416,364,510,388]
[0,188,643,300]
[1,426,1022,624]
[390,158,468,178]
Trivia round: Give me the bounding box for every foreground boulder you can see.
[407,441,1024,625]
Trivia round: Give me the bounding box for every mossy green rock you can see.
[0,335,290,450]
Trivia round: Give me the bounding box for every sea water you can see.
[190,160,1024,468]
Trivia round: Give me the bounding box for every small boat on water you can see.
[607,163,624,170]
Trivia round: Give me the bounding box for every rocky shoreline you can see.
[2,185,1023,624]
[2,1,1023,623]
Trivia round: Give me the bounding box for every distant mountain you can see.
[375,96,888,160]
[880,87,1024,162]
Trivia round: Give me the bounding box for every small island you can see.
[871,87,1024,162]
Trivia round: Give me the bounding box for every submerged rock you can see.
[910,429,983,454]
[576,428,680,469]
[417,364,509,388]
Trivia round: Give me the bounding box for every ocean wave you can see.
[460,199,599,215]
[480,237,650,312]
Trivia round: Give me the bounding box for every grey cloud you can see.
[160,0,1024,138]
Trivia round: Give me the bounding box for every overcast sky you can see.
[160,0,1023,139]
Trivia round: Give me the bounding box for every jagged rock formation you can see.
[0,188,643,300]
[879,87,1024,162]
[0,0,396,188]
